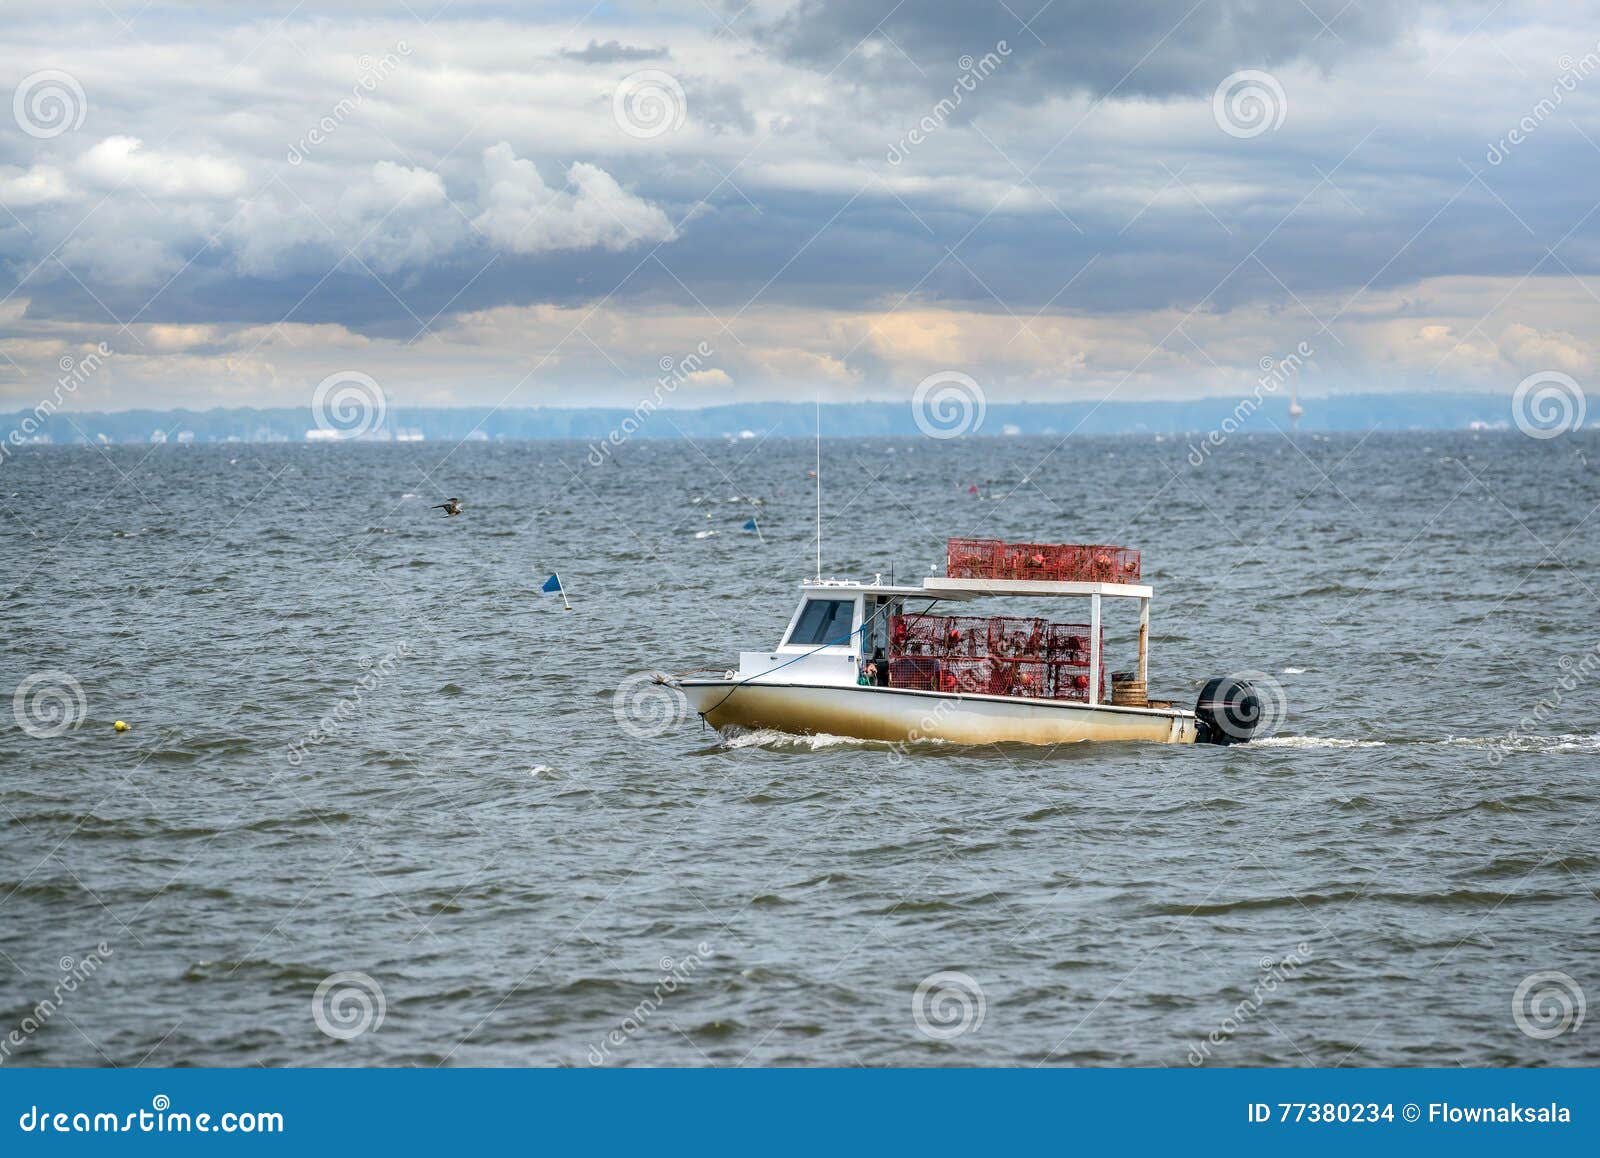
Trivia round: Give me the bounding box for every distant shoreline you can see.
[0,392,1558,446]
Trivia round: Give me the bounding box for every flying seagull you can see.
[431,497,463,517]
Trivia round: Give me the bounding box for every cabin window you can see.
[788,599,856,647]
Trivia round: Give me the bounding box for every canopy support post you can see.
[1089,593,1102,706]
[1138,596,1149,686]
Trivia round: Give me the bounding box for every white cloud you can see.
[0,165,71,206]
[473,143,676,254]
[76,136,248,199]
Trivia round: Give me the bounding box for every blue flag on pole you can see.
[541,574,562,593]
[742,519,757,531]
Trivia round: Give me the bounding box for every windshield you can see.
[787,599,855,647]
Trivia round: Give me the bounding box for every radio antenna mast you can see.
[814,395,822,581]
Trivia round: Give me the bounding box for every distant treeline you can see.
[0,393,1532,444]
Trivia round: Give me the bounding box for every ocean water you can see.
[2,430,1597,1067]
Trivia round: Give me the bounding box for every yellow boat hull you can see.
[678,680,1197,746]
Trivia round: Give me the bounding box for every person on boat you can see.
[871,648,889,686]
[858,662,878,686]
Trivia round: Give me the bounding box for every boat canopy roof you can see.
[924,576,1151,600]
[798,576,1152,601]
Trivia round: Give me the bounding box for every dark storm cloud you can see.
[763,0,1418,100]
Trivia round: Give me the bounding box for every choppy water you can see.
[2,431,1597,1067]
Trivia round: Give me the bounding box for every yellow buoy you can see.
[113,720,128,732]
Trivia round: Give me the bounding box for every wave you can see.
[1253,736,1387,749]
[1151,886,1570,917]
[1425,732,1600,754]
[1251,732,1600,753]
[716,728,913,751]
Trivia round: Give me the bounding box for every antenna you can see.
[814,395,822,581]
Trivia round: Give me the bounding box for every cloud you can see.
[77,136,248,199]
[4,272,1597,411]
[143,324,217,352]
[0,4,1596,413]
[472,143,676,255]
[559,40,668,63]
[0,165,70,206]
[761,0,1418,101]
[685,367,733,387]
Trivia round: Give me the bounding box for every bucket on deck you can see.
[1110,670,1148,707]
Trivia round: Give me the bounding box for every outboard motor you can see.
[1194,676,1261,745]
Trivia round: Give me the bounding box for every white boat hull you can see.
[677,680,1198,746]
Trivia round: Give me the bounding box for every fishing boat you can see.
[665,538,1261,747]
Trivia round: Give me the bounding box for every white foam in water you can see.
[718,728,917,751]
[1252,733,1600,753]
[1431,733,1600,753]
[1281,667,1307,674]
[1253,736,1388,749]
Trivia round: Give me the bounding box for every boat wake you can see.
[715,728,939,752]
[1253,736,1388,749]
[1253,732,1600,754]
[1427,732,1600,754]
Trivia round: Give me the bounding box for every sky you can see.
[2,0,1599,413]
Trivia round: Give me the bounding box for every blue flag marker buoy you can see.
[742,517,764,543]
[541,572,572,610]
